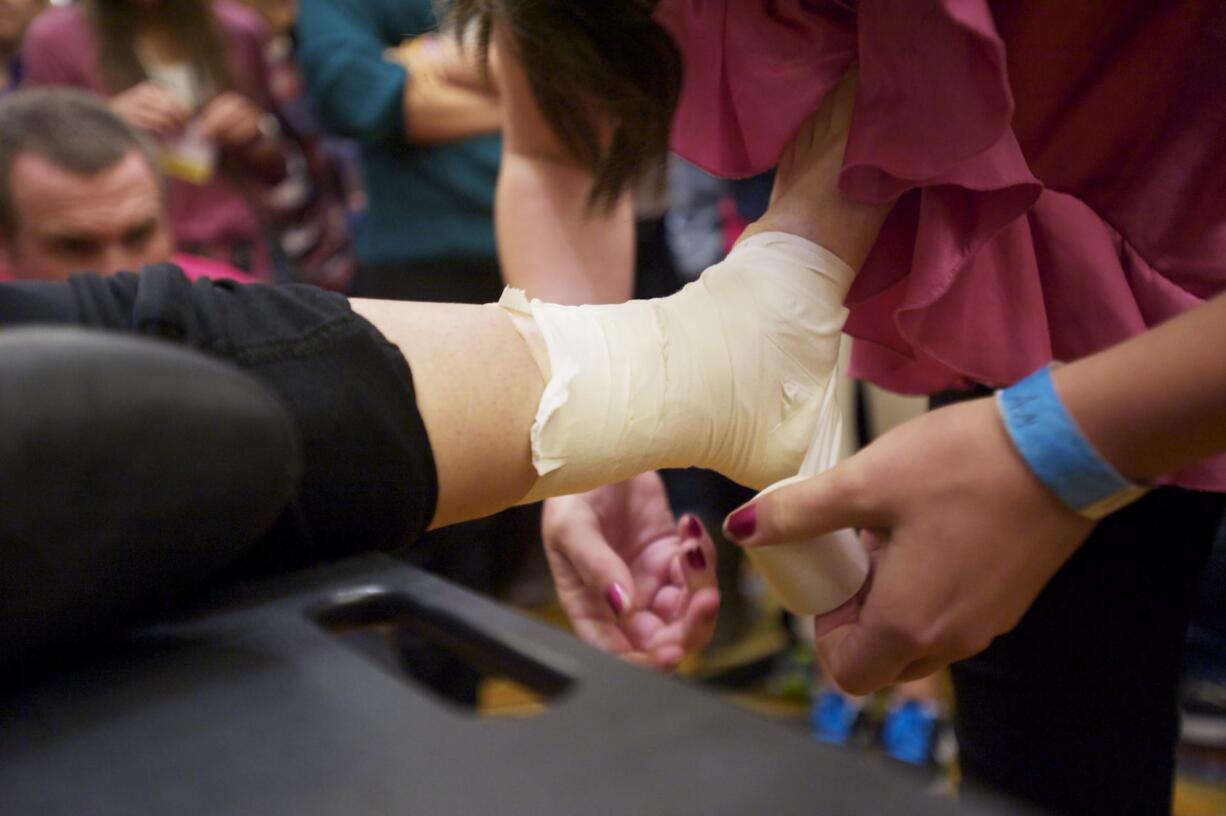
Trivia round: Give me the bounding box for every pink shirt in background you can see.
[21,2,278,279]
[657,0,1226,491]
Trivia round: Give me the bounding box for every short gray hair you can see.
[0,87,162,238]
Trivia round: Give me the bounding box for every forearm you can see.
[490,21,633,305]
[496,154,635,303]
[390,32,497,97]
[403,79,500,145]
[1054,293,1226,482]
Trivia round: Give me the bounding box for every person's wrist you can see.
[995,365,1150,519]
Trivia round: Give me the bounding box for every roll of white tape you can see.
[743,474,869,616]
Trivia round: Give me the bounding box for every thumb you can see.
[722,460,884,548]
[815,621,906,696]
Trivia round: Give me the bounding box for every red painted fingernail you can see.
[683,515,702,539]
[685,547,707,571]
[724,505,757,541]
[606,583,628,617]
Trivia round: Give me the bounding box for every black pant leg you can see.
[952,488,1225,816]
[352,257,505,304]
[2,268,440,575]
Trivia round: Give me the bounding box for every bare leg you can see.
[503,74,890,500]
[352,71,890,531]
[350,299,542,529]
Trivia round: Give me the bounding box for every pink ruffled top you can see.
[656,0,1226,491]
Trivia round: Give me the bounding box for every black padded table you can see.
[0,555,1035,815]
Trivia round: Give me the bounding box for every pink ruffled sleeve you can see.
[840,0,1046,393]
[655,0,857,179]
[658,0,1045,393]
[658,0,1226,490]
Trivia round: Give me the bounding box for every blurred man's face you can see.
[1,150,173,280]
[0,0,42,54]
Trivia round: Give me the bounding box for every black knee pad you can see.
[0,327,301,680]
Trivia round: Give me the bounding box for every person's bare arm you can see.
[1056,294,1226,482]
[387,35,501,145]
[491,23,633,304]
[386,33,497,96]
[401,78,500,144]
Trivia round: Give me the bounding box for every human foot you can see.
[741,69,890,270]
[502,229,853,498]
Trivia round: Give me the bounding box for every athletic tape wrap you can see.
[498,232,855,502]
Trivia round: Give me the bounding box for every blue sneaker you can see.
[810,689,862,746]
[880,699,939,766]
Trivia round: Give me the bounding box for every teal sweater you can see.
[297,0,500,265]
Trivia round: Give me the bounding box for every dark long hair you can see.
[87,0,234,98]
[451,0,682,210]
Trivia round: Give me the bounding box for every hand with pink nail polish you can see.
[542,471,720,671]
[723,397,1094,695]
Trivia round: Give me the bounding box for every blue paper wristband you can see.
[996,365,1149,519]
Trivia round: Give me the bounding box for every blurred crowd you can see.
[0,0,367,288]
